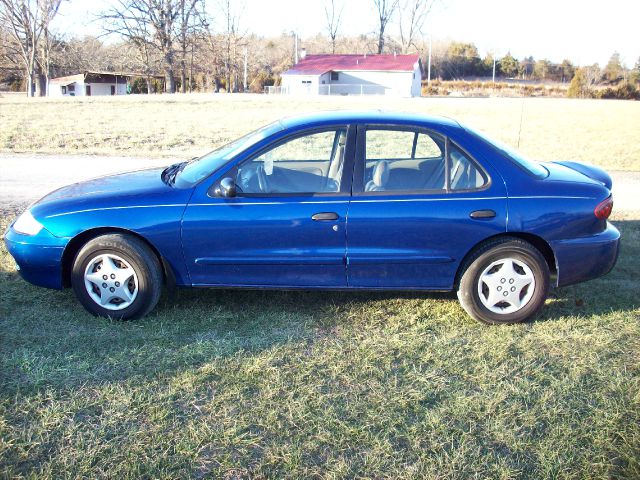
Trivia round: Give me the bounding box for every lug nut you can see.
[103,275,108,280]
[110,287,115,292]
[115,281,120,287]
[102,283,107,288]
[497,286,502,291]
[509,278,514,284]
[503,291,508,296]
[110,274,116,279]
[511,287,516,292]
[501,278,506,283]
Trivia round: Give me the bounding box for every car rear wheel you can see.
[457,238,550,324]
[71,234,162,320]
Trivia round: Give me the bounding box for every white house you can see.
[280,54,423,97]
[48,71,136,97]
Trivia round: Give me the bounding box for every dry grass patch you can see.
[1,94,639,170]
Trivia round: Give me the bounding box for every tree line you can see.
[1,0,638,96]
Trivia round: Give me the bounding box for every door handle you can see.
[470,209,496,219]
[312,212,339,221]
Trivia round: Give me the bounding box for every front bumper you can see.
[551,222,620,288]
[3,224,69,290]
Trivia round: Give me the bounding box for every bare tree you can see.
[0,17,24,78]
[177,0,205,93]
[219,0,244,92]
[373,0,398,54]
[100,0,203,93]
[0,0,63,96]
[324,0,343,54]
[101,2,158,93]
[38,14,63,95]
[398,0,434,54]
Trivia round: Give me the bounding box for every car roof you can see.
[278,110,461,130]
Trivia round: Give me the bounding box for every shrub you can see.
[597,82,640,100]
[568,69,593,98]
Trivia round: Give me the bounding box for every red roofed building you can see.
[280,53,423,97]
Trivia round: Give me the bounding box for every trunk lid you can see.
[550,161,612,189]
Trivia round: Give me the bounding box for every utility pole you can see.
[427,35,432,85]
[294,31,298,64]
[243,47,248,92]
[492,56,497,83]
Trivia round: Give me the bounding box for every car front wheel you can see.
[457,238,550,324]
[71,234,162,320]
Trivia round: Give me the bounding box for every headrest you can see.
[372,160,390,186]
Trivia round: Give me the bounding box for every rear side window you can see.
[362,127,487,193]
[449,143,488,190]
[367,130,415,160]
[364,129,446,192]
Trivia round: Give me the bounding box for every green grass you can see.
[1,94,640,170]
[0,212,638,478]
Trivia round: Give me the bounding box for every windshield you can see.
[174,121,283,187]
[463,124,548,179]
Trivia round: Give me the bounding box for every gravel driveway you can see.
[0,153,637,216]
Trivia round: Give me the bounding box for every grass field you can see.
[1,94,639,478]
[1,93,640,170]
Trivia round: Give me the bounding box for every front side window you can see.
[364,128,446,192]
[235,128,347,195]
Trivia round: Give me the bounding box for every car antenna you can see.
[517,98,525,149]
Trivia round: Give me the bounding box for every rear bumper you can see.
[3,225,68,290]
[551,222,620,288]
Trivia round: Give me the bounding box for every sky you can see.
[55,0,640,67]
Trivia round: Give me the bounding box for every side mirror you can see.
[215,177,237,198]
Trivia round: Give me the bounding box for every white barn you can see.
[280,54,423,97]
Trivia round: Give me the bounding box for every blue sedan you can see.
[4,111,620,324]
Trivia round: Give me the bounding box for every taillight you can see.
[594,195,613,220]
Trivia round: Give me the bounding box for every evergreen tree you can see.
[498,52,518,78]
[560,59,575,83]
[533,59,551,80]
[603,52,623,82]
[630,57,640,85]
[440,42,483,79]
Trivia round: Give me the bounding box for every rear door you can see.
[346,124,507,290]
[182,125,355,287]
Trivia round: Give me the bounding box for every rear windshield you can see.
[463,124,548,179]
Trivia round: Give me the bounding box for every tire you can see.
[457,238,550,325]
[71,234,163,320]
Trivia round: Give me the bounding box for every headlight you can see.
[13,210,44,236]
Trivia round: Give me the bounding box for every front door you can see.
[85,85,91,96]
[346,125,508,290]
[182,125,355,287]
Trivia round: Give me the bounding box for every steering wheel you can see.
[257,164,270,193]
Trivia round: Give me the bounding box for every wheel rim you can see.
[84,253,139,311]
[477,257,535,315]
